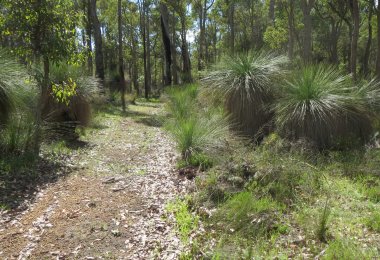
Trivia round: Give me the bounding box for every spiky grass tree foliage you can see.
[274,65,372,149]
[0,49,39,153]
[201,51,287,138]
[0,49,32,125]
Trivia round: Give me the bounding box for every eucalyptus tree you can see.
[90,0,105,80]
[164,0,193,83]
[1,0,79,88]
[118,0,126,111]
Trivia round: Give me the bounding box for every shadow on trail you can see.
[99,103,164,128]
[0,145,83,212]
[126,109,164,128]
[64,139,91,150]
[134,116,163,127]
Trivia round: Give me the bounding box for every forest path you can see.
[0,102,188,259]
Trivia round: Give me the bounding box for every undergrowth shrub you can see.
[201,51,287,139]
[248,134,322,205]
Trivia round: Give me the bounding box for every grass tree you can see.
[0,49,28,125]
[0,49,39,153]
[274,65,373,149]
[201,51,287,139]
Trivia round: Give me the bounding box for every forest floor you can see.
[0,101,191,259]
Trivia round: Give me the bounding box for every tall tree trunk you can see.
[131,27,139,96]
[213,22,217,63]
[85,0,93,76]
[377,1,380,78]
[228,1,235,54]
[301,0,315,64]
[118,0,126,112]
[198,5,204,71]
[160,3,172,86]
[329,21,340,64]
[180,14,192,83]
[43,55,50,92]
[269,0,275,25]
[171,13,179,85]
[146,5,151,97]
[350,0,359,80]
[288,0,295,60]
[198,0,214,70]
[90,0,104,81]
[362,1,373,77]
[140,0,150,99]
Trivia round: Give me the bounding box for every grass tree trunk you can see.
[90,0,104,81]
[118,0,126,112]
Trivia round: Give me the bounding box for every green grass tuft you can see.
[166,198,199,243]
[215,192,284,237]
[165,84,229,164]
[365,212,380,232]
[322,239,373,259]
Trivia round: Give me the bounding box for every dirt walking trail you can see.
[0,102,189,259]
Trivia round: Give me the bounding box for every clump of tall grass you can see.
[201,51,287,139]
[274,65,373,149]
[165,84,229,166]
